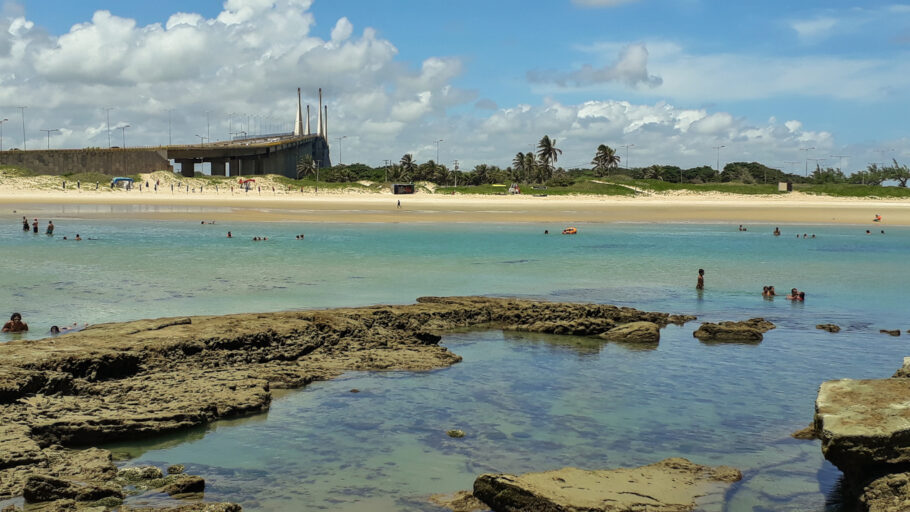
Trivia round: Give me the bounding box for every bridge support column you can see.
[210,159,227,176]
[177,159,196,177]
[229,158,241,176]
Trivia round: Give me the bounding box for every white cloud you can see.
[790,17,838,40]
[330,17,353,43]
[528,43,661,88]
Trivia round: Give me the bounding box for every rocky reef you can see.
[0,296,691,509]
[812,356,910,511]
[693,318,775,342]
[433,457,741,512]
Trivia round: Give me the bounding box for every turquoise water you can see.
[2,212,908,510]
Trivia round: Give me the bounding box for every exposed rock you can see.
[892,357,910,378]
[693,318,775,342]
[791,424,817,440]
[447,429,466,438]
[162,475,205,496]
[880,329,901,337]
[22,474,122,503]
[473,457,741,512]
[817,324,841,333]
[860,472,910,512]
[814,378,910,479]
[117,466,163,482]
[0,297,688,500]
[167,464,186,475]
[599,321,660,343]
[429,490,488,512]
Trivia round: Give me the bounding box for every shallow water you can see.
[2,216,908,510]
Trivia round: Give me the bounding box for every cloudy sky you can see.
[2,0,908,173]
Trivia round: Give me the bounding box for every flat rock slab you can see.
[473,457,741,512]
[693,318,775,343]
[815,378,910,476]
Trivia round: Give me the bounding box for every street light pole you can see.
[195,134,206,145]
[713,145,726,173]
[799,147,816,177]
[0,118,8,151]
[16,106,27,150]
[40,129,59,149]
[335,136,347,164]
[120,125,130,148]
[205,111,211,144]
[103,107,114,148]
[435,139,444,163]
[167,109,174,146]
[830,155,850,172]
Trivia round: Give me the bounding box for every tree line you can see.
[296,139,910,188]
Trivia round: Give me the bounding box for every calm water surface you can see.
[2,214,908,511]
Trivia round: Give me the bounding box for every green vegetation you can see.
[0,165,37,177]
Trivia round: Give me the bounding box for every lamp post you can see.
[167,109,174,146]
[799,147,815,177]
[335,136,347,164]
[103,107,114,148]
[830,154,850,172]
[620,144,634,170]
[40,129,59,149]
[17,106,27,150]
[195,134,206,145]
[119,125,130,148]
[435,139,444,163]
[712,145,726,173]
[0,118,8,151]
[205,111,211,144]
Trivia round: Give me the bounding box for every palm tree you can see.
[536,135,562,180]
[592,144,621,177]
[399,154,416,181]
[513,152,525,181]
[524,152,540,183]
[296,155,316,179]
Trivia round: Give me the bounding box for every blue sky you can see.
[5,0,909,171]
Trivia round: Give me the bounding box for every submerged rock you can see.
[120,504,241,512]
[599,321,660,343]
[817,323,841,333]
[693,318,775,342]
[162,475,205,496]
[23,474,122,503]
[473,457,741,512]
[880,329,901,337]
[167,464,186,475]
[791,424,817,440]
[447,429,466,438]
[429,490,488,512]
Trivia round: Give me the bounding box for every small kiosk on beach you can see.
[392,184,415,194]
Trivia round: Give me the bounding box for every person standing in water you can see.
[31,218,38,233]
[46,220,54,235]
[2,313,28,333]
[696,269,705,290]
[22,216,29,231]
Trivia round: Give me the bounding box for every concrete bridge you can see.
[0,88,333,178]
[168,133,330,177]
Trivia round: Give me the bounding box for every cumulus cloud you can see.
[528,43,661,88]
[790,16,838,41]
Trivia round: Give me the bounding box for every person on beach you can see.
[22,216,29,231]
[874,214,882,222]
[75,234,82,241]
[227,231,232,238]
[32,218,38,233]
[2,313,28,333]
[768,286,776,296]
[786,288,801,300]
[46,221,54,235]
[773,227,780,236]
[397,200,401,209]
[696,269,704,290]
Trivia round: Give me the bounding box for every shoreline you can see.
[3,189,909,225]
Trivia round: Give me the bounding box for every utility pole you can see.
[453,159,459,188]
[335,136,347,164]
[17,106,27,150]
[799,147,815,177]
[120,125,130,148]
[620,144,634,170]
[830,154,850,172]
[383,159,391,183]
[103,107,114,148]
[205,111,211,144]
[167,109,174,146]
[40,129,59,149]
[435,139,444,163]
[713,145,726,173]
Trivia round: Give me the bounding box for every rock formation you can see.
[0,296,690,509]
[693,318,775,342]
[816,323,841,333]
[599,321,660,343]
[470,458,741,512]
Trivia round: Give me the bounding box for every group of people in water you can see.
[224,229,304,241]
[1,313,83,335]
[761,286,805,301]
[21,217,86,240]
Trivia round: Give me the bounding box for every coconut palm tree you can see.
[513,152,526,181]
[536,136,561,182]
[524,152,541,183]
[296,155,316,179]
[399,154,416,181]
[592,144,621,177]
